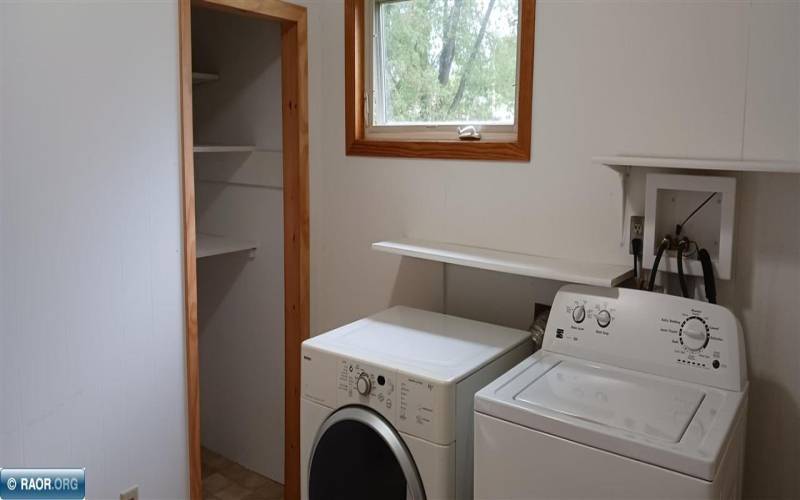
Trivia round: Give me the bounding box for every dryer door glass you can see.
[309,406,426,500]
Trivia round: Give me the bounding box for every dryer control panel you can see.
[543,285,746,392]
[301,346,456,445]
[335,358,453,444]
[337,358,397,422]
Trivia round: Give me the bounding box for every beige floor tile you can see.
[216,483,252,500]
[241,494,270,500]
[203,448,233,470]
[203,473,233,496]
[238,468,269,489]
[221,462,251,483]
[251,480,283,500]
[241,491,281,500]
[203,449,281,500]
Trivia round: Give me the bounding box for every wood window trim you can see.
[180,1,309,499]
[345,0,536,161]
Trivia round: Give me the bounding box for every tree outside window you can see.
[374,0,520,126]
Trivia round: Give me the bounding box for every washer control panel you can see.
[545,285,746,391]
[561,298,617,337]
[662,308,726,371]
[679,316,710,351]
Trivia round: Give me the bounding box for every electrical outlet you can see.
[629,215,644,254]
[120,486,139,500]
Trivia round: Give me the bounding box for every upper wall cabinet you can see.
[344,0,536,161]
[594,1,799,167]
[741,1,799,162]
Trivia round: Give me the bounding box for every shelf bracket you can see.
[608,164,631,246]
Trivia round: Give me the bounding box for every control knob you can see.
[356,372,372,396]
[572,305,586,323]
[596,309,612,328]
[680,316,709,351]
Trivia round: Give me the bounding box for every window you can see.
[346,0,535,160]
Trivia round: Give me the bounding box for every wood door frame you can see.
[179,1,309,499]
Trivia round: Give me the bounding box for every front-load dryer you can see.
[475,285,748,500]
[301,306,532,500]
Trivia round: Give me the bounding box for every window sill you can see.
[345,138,530,161]
[364,129,516,143]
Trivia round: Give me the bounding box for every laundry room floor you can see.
[201,447,284,500]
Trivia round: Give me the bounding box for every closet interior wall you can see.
[192,7,285,483]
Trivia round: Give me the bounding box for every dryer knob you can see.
[356,373,372,396]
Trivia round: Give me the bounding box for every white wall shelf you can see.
[372,238,633,287]
[593,155,800,174]
[197,233,257,259]
[193,145,255,153]
[192,72,219,84]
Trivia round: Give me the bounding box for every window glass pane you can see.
[375,0,519,126]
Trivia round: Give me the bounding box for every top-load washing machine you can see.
[301,306,532,500]
[475,284,748,500]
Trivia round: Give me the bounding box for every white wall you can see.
[726,173,800,497]
[0,2,188,499]
[296,0,800,498]
[192,8,286,482]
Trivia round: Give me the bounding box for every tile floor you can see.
[202,447,284,500]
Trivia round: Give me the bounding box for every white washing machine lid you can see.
[304,306,530,383]
[515,359,705,443]
[475,352,747,481]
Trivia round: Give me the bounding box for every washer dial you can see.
[680,316,710,351]
[572,305,586,323]
[596,310,612,328]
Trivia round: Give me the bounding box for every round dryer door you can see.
[308,406,426,500]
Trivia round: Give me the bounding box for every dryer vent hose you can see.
[529,307,550,352]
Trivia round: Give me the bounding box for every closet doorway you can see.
[179,1,309,499]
